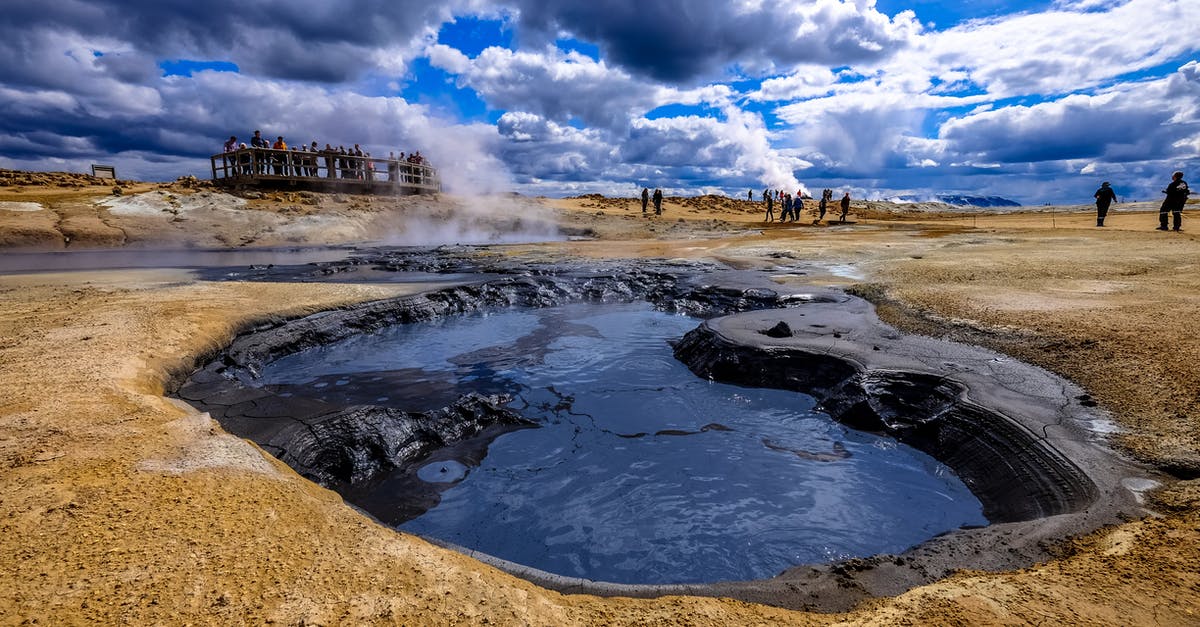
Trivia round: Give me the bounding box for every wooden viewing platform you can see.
[210,148,441,194]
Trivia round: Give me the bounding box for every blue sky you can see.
[1,0,1197,204]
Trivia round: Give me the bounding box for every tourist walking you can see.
[817,189,829,223]
[839,192,850,222]
[642,187,650,214]
[764,191,774,222]
[653,188,663,215]
[1093,182,1117,227]
[1158,171,1190,232]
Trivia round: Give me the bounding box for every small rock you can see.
[760,321,793,338]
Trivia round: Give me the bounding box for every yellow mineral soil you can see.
[2,176,1199,625]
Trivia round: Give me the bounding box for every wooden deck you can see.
[210,148,440,194]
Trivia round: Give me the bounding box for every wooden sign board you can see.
[91,165,116,179]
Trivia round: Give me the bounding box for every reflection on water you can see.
[260,302,986,585]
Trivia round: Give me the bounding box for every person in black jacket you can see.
[641,187,649,214]
[1093,181,1117,226]
[652,188,663,215]
[250,130,268,174]
[1158,171,1190,231]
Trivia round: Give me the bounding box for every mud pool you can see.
[258,301,986,585]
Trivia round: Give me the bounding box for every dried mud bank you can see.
[174,253,1152,612]
[669,299,1149,610]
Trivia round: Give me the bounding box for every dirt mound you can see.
[678,194,759,213]
[0,168,128,189]
[156,175,214,192]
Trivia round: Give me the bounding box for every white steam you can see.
[376,195,564,247]
[372,115,564,245]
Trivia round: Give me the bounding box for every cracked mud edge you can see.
[170,260,1153,613]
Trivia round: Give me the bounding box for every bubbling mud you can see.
[173,252,1147,610]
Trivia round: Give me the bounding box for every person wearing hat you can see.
[1158,171,1190,232]
[1093,181,1117,226]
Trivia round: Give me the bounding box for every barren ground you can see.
[1,173,1199,625]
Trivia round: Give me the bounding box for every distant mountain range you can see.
[893,194,1022,207]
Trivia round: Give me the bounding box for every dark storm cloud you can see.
[0,0,469,178]
[0,0,456,83]
[940,74,1199,165]
[507,0,920,82]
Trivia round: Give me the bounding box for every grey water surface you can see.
[259,302,986,585]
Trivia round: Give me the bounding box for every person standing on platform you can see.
[323,144,336,178]
[221,136,238,177]
[237,143,251,174]
[271,136,287,175]
[250,130,268,173]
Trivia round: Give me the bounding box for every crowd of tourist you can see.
[220,131,431,184]
[760,187,849,223]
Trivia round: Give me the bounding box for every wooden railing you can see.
[210,148,440,193]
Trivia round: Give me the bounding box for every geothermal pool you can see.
[259,302,987,585]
